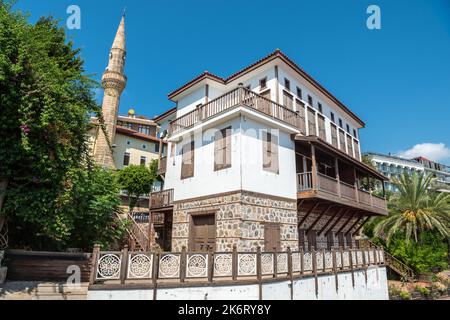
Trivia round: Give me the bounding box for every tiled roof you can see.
[167,49,365,127]
[116,126,165,144]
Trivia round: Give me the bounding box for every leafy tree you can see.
[117,161,158,211]
[0,2,125,250]
[373,172,450,244]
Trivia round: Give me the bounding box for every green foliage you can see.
[415,286,431,297]
[117,161,157,211]
[373,172,450,244]
[0,3,124,251]
[398,290,411,300]
[382,231,448,274]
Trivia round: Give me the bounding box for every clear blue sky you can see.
[14,0,450,164]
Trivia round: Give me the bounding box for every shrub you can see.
[399,290,411,300]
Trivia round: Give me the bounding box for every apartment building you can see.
[151,49,388,253]
[365,152,450,193]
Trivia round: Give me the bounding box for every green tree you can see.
[117,161,158,211]
[373,172,450,244]
[0,2,123,250]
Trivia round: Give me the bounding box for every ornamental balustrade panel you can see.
[96,252,122,280]
[158,253,181,279]
[324,252,333,270]
[291,252,301,273]
[364,251,370,264]
[237,253,257,276]
[303,252,313,272]
[336,251,342,269]
[127,253,153,279]
[378,250,385,263]
[343,251,350,268]
[356,251,363,266]
[261,253,274,275]
[186,253,208,278]
[213,253,233,277]
[277,253,288,274]
[369,250,375,263]
[316,252,323,270]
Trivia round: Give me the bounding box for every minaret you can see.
[94,15,127,168]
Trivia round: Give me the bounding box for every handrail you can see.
[116,210,150,251]
[361,239,415,281]
[150,189,174,209]
[168,87,301,136]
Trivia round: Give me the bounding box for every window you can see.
[126,140,131,145]
[155,142,160,153]
[307,95,313,106]
[123,152,130,166]
[140,156,146,166]
[284,78,290,91]
[264,223,281,251]
[181,140,194,179]
[338,118,343,128]
[259,77,267,89]
[214,127,232,171]
[330,112,335,122]
[296,87,303,99]
[353,129,358,139]
[263,131,279,174]
[283,91,294,110]
[138,125,150,135]
[317,102,323,113]
[346,124,350,133]
[142,144,147,149]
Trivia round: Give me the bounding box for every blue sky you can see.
[14,0,450,164]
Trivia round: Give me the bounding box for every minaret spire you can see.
[93,15,127,169]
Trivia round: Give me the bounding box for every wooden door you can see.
[190,214,216,252]
[264,223,281,251]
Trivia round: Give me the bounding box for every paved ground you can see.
[0,281,88,300]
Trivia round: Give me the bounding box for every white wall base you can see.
[87,266,388,300]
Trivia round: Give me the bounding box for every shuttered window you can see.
[339,129,346,153]
[331,124,338,148]
[264,223,281,251]
[318,114,326,140]
[263,131,279,174]
[307,107,316,136]
[346,134,354,157]
[181,140,194,179]
[214,126,232,171]
[283,91,294,110]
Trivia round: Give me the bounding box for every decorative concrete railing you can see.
[89,246,385,286]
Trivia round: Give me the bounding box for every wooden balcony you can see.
[168,87,302,136]
[149,189,174,210]
[295,136,388,216]
[297,172,388,215]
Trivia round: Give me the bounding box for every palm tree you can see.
[374,172,450,244]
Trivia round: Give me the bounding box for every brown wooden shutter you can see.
[263,132,279,174]
[331,124,338,148]
[283,91,293,110]
[338,232,345,248]
[214,127,231,171]
[318,115,326,140]
[181,140,194,179]
[307,107,316,136]
[264,223,281,251]
[339,130,346,152]
[327,232,334,249]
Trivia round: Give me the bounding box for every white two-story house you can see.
[151,49,388,253]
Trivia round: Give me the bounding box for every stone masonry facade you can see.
[171,191,298,252]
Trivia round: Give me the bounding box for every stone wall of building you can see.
[171,191,298,252]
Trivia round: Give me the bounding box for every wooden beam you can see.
[306,205,333,234]
[298,202,321,228]
[344,215,364,236]
[335,211,356,235]
[324,209,349,236]
[353,216,371,235]
[319,207,344,236]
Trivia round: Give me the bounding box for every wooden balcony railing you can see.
[297,172,388,212]
[150,189,174,209]
[168,87,301,136]
[91,247,385,287]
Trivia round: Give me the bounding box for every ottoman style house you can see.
[151,49,388,253]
